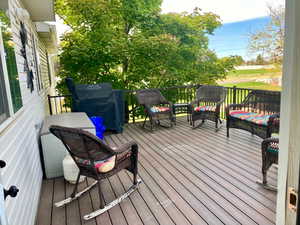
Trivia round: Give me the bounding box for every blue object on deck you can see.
[90,116,106,140]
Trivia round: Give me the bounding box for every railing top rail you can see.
[48,94,72,98]
[123,84,201,93]
[48,84,281,122]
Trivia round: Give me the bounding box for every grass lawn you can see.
[227,68,281,77]
[224,81,281,91]
[219,67,282,91]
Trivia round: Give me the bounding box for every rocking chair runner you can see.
[49,125,141,220]
[136,89,175,130]
[189,85,226,131]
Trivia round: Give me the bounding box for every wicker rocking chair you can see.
[49,125,141,220]
[136,89,175,131]
[256,137,279,191]
[189,85,226,131]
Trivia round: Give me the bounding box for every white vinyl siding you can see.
[0,0,56,225]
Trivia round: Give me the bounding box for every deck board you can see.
[36,117,277,225]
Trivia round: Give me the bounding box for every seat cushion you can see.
[267,142,279,153]
[150,106,170,113]
[194,105,216,112]
[229,110,271,126]
[77,156,116,173]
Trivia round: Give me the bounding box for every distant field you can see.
[219,67,282,91]
[227,68,281,77]
[223,81,281,91]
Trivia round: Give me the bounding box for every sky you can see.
[161,0,284,23]
[56,0,285,38]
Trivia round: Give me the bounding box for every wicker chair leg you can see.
[132,144,139,185]
[142,115,148,128]
[97,181,105,209]
[150,117,154,131]
[71,172,81,198]
[226,127,229,137]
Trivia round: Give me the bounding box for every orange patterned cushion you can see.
[76,156,116,173]
[150,106,170,113]
[194,105,216,112]
[229,110,271,126]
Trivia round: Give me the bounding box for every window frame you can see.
[0,53,9,124]
[0,26,14,116]
[0,20,23,130]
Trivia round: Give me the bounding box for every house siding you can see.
[0,0,56,225]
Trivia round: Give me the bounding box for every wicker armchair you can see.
[257,137,279,191]
[189,85,226,131]
[226,90,280,139]
[49,125,141,220]
[136,89,175,130]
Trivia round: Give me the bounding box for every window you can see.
[0,9,22,124]
[0,55,9,124]
[3,28,22,112]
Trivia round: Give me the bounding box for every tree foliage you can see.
[248,4,285,63]
[56,0,238,92]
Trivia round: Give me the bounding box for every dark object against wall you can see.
[66,78,125,133]
[20,22,34,92]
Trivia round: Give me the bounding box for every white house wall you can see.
[0,0,56,224]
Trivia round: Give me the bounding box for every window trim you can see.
[0,53,9,124]
[0,107,24,135]
[0,26,14,118]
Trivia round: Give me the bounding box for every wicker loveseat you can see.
[226,90,280,139]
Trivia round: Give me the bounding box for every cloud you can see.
[161,0,285,23]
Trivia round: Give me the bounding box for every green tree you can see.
[234,56,245,66]
[255,54,265,65]
[56,0,238,92]
[248,4,285,63]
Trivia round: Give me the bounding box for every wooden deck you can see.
[36,117,277,225]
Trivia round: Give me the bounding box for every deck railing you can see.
[47,85,280,123]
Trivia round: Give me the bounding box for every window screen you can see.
[1,9,22,113]
[0,54,9,124]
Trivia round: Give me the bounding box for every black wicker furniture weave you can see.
[226,90,280,139]
[49,125,140,219]
[136,89,175,131]
[189,85,226,131]
[257,137,279,191]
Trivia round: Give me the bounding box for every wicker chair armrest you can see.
[215,98,225,110]
[163,101,173,108]
[269,113,280,119]
[112,141,138,154]
[144,100,172,107]
[189,99,200,106]
[267,113,280,127]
